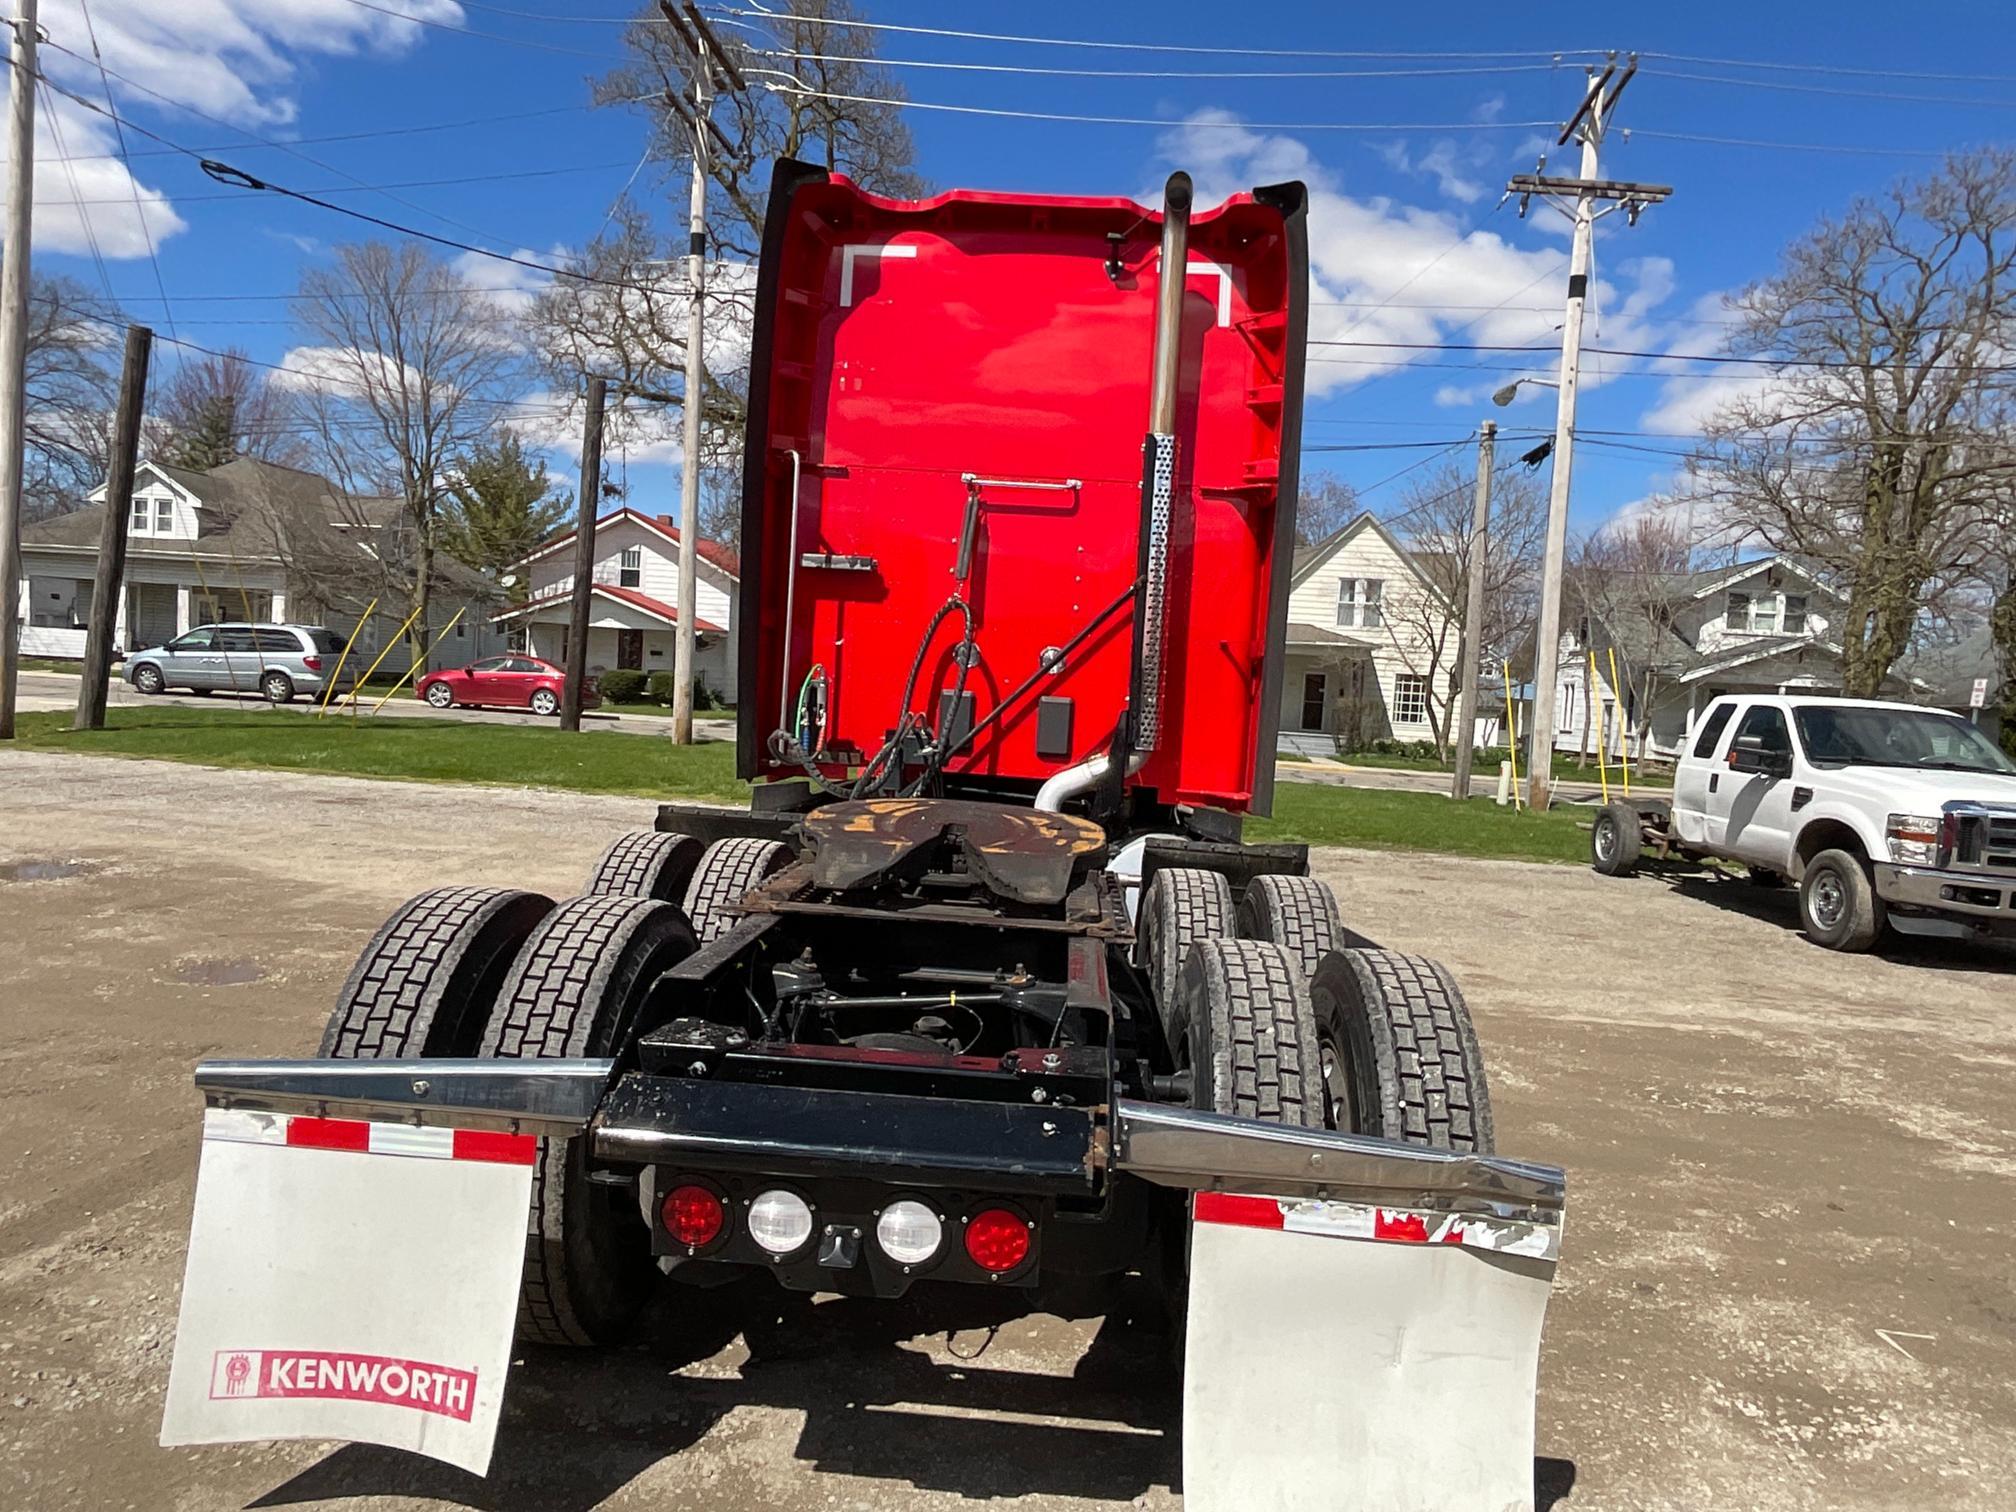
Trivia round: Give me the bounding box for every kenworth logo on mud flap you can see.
[208,1350,477,1422]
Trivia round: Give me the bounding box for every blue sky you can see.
[21,1,2016,536]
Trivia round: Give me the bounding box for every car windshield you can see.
[1794,704,2016,775]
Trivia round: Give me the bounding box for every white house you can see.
[1551,554,1925,759]
[17,456,505,663]
[498,507,740,699]
[1279,512,1459,755]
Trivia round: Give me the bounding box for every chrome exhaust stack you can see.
[1131,169,1192,759]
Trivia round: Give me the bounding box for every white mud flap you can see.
[1183,1192,1559,1512]
[160,1107,537,1475]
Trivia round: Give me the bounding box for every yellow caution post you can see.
[336,606,423,714]
[1589,650,1610,804]
[1608,646,1632,798]
[316,598,377,716]
[367,607,467,717]
[1501,660,1522,812]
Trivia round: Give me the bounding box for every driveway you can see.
[0,750,2010,1511]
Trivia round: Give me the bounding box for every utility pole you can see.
[560,375,606,733]
[0,0,38,741]
[659,0,744,744]
[74,325,150,731]
[1508,53,1669,809]
[1450,420,1495,802]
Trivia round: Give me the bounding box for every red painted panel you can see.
[742,170,1304,813]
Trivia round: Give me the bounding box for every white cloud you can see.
[272,343,423,397]
[12,0,465,259]
[1155,111,1682,402]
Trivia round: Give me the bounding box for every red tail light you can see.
[963,1208,1031,1272]
[662,1184,724,1248]
[302,655,323,671]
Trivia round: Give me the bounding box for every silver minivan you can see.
[127,623,358,704]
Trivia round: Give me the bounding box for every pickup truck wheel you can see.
[1307,950,1494,1152]
[1798,848,1886,952]
[585,830,707,904]
[319,886,555,1058]
[1591,802,1641,877]
[682,837,792,943]
[480,895,700,1346]
[1236,874,1345,981]
[1139,868,1235,1054]
[1169,939,1323,1125]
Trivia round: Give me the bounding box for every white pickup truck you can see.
[1590,693,2016,951]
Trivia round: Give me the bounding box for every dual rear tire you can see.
[321,833,794,1347]
[1141,866,1493,1152]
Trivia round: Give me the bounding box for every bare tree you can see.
[1685,150,2016,697]
[1295,476,1359,548]
[20,274,119,521]
[1565,515,1701,759]
[156,346,308,470]
[1381,462,1546,757]
[289,243,522,666]
[526,2,923,545]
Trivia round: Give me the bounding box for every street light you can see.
[1492,376,1560,407]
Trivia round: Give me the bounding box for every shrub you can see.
[645,670,679,705]
[599,668,647,703]
[693,675,726,712]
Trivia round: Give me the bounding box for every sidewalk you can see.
[1277,754,1671,803]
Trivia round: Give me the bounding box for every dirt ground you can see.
[1,749,2012,1512]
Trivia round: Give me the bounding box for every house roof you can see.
[518,506,740,580]
[1683,555,1842,605]
[491,582,725,634]
[1288,510,1449,607]
[24,455,496,599]
[1285,621,1375,649]
[1898,628,2000,707]
[1676,633,1933,692]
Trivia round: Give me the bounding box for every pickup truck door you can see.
[1719,703,1798,862]
[1673,700,1737,844]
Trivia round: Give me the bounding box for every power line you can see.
[715,5,1591,60]
[1644,64,2016,103]
[759,50,1562,81]
[30,73,671,298]
[758,80,1555,131]
[327,0,622,61]
[1626,128,1954,160]
[1311,337,2016,375]
[34,77,115,304]
[1634,49,2016,83]
[35,100,623,166]
[33,156,642,209]
[32,41,539,253]
[69,0,180,337]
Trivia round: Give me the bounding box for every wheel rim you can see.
[1318,1035,1355,1131]
[1810,869,1847,929]
[533,692,556,714]
[1595,817,1617,861]
[138,668,160,692]
[265,675,287,699]
[427,684,450,706]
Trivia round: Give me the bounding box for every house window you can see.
[155,499,174,533]
[619,546,642,589]
[129,496,148,533]
[1726,591,1749,629]
[1300,673,1326,732]
[1337,577,1384,630]
[1782,594,1807,634]
[1559,684,1576,732]
[1393,673,1428,726]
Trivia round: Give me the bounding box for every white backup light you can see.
[747,1189,814,1254]
[875,1200,943,1266]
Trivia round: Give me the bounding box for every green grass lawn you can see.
[11,706,1597,863]
[1250,782,1589,864]
[1338,749,1668,784]
[12,707,748,804]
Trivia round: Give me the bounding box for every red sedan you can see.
[416,656,597,716]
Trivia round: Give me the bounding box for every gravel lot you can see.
[1,749,2011,1512]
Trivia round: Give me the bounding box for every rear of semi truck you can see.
[161,160,1566,1511]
